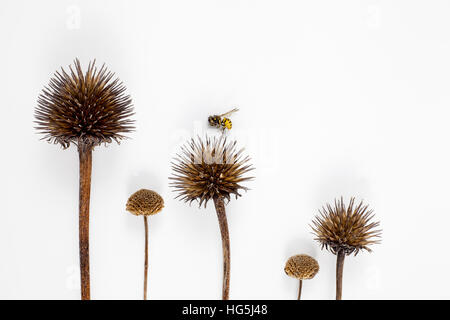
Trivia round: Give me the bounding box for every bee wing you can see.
[219,108,239,117]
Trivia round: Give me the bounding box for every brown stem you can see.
[336,250,345,300]
[144,216,149,300]
[297,279,302,300]
[213,196,230,300]
[78,142,93,300]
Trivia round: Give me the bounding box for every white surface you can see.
[0,0,449,300]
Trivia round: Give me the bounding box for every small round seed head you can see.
[126,189,164,216]
[311,197,382,256]
[284,254,319,280]
[35,58,134,149]
[170,136,253,208]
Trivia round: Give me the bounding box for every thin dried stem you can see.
[213,196,230,300]
[78,142,92,300]
[336,250,345,300]
[297,280,303,300]
[144,216,149,300]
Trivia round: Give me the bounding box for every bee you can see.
[208,108,239,131]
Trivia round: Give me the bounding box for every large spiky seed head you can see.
[284,254,319,280]
[35,58,134,148]
[170,136,253,208]
[311,197,382,256]
[126,189,164,216]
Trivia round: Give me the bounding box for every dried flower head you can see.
[35,58,134,148]
[311,197,381,256]
[285,254,319,280]
[126,189,164,216]
[170,136,253,207]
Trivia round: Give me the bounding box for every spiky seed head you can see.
[170,136,253,208]
[35,58,134,149]
[126,189,164,216]
[284,254,319,280]
[311,197,382,256]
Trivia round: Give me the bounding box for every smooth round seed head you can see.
[284,254,319,280]
[126,189,164,216]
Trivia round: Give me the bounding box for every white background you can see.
[0,0,449,300]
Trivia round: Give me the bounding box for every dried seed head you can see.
[126,189,164,216]
[284,254,319,280]
[311,197,382,256]
[35,58,134,149]
[170,136,253,208]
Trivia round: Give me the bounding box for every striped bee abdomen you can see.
[221,118,232,130]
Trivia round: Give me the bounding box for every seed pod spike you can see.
[35,58,134,300]
[170,135,253,300]
[311,197,382,300]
